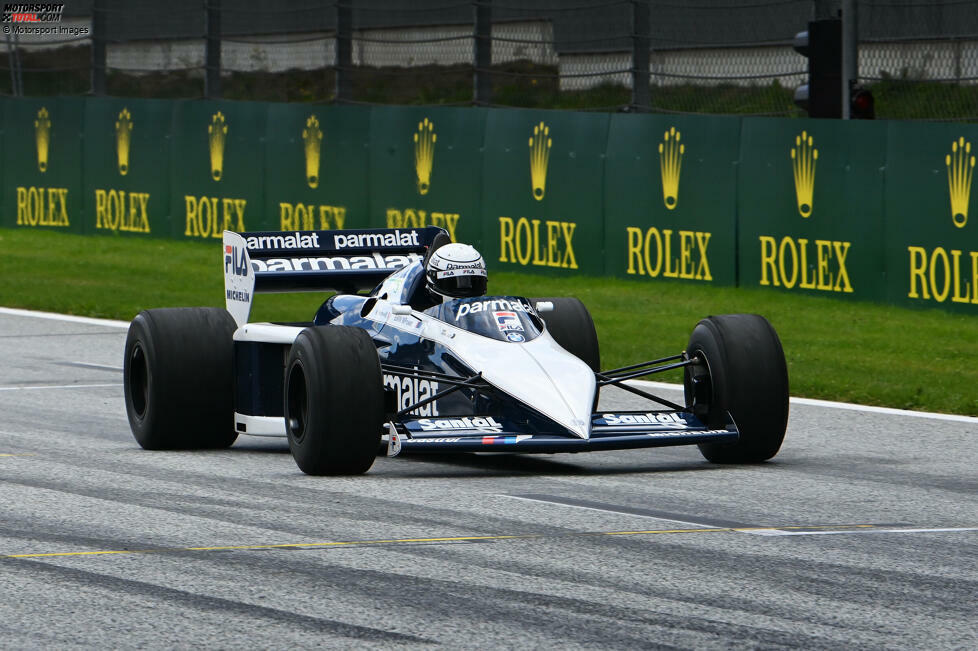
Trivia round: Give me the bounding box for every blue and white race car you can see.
[123,227,789,475]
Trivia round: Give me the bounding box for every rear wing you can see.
[223,226,447,327]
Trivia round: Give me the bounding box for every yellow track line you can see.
[5,524,882,559]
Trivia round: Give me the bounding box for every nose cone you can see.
[461,332,595,439]
[522,335,596,438]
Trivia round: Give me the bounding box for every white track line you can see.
[501,494,718,529]
[0,383,123,391]
[628,380,978,425]
[787,396,978,424]
[67,361,124,372]
[0,307,130,329]
[3,307,977,425]
[746,527,978,537]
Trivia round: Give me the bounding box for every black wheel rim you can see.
[685,347,714,411]
[128,343,148,419]
[286,360,308,443]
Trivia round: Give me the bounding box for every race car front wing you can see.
[386,411,738,456]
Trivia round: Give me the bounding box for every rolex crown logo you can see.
[34,107,51,173]
[946,137,975,229]
[529,121,552,201]
[658,126,684,210]
[208,111,228,182]
[413,118,436,195]
[303,114,323,189]
[790,130,818,218]
[115,108,133,176]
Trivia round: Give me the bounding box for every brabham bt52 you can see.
[123,227,789,475]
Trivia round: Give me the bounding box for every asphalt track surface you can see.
[0,308,976,649]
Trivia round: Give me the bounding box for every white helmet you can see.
[425,243,487,299]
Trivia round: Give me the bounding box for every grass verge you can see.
[2,227,976,416]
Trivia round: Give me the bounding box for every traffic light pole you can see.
[813,0,834,19]
[793,6,871,120]
[793,18,841,118]
[842,0,858,119]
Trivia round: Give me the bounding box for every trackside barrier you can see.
[738,118,889,302]
[1,97,977,312]
[604,113,741,287]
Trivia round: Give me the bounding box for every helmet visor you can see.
[434,268,487,297]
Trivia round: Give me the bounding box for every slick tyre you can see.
[284,326,385,475]
[531,297,600,372]
[124,308,238,450]
[684,314,788,463]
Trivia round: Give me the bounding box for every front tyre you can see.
[284,326,385,475]
[684,314,788,463]
[123,308,238,450]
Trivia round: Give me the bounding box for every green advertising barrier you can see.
[367,106,487,245]
[264,104,371,233]
[83,98,173,238]
[3,97,85,234]
[604,113,740,287]
[883,122,978,312]
[169,100,268,241]
[5,94,978,317]
[737,117,888,301]
[482,108,610,276]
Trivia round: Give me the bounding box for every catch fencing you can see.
[2,1,977,120]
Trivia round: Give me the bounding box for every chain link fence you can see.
[0,0,975,120]
[859,0,978,120]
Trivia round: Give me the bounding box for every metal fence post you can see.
[205,0,222,99]
[473,0,492,105]
[91,0,106,95]
[841,0,858,119]
[335,0,352,103]
[6,32,22,96]
[631,0,650,111]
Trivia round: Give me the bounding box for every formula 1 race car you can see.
[123,227,788,475]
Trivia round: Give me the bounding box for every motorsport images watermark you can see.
[1,3,88,35]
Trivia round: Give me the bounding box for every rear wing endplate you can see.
[223,227,447,327]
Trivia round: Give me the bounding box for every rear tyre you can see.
[531,297,600,372]
[684,314,788,463]
[123,308,238,450]
[284,326,385,475]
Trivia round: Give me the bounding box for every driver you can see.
[423,243,487,303]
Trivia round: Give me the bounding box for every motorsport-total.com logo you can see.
[2,3,89,36]
[2,2,63,21]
